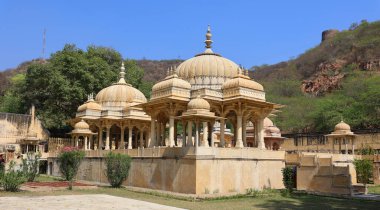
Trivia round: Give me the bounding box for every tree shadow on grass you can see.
[255,194,379,210]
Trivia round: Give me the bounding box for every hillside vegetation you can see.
[253,20,380,133]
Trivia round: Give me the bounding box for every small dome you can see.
[95,63,147,109]
[96,83,147,108]
[152,73,191,93]
[74,119,90,130]
[334,121,351,131]
[187,96,210,110]
[77,100,102,112]
[264,118,274,127]
[222,73,264,91]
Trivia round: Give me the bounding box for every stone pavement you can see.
[0,194,186,210]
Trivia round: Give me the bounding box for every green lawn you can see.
[369,185,380,194]
[34,175,63,182]
[0,187,378,210]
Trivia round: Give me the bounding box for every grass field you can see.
[369,185,380,194]
[0,184,379,210]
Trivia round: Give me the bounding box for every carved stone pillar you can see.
[128,126,133,149]
[98,126,103,150]
[187,121,193,147]
[210,121,215,147]
[117,125,123,149]
[182,120,186,147]
[195,121,199,148]
[235,115,244,148]
[149,119,155,147]
[105,125,111,150]
[89,135,93,150]
[169,116,175,147]
[201,122,209,147]
[257,117,265,149]
[84,136,88,150]
[242,117,247,147]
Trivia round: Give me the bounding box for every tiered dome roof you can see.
[74,119,90,130]
[187,96,210,110]
[263,118,282,137]
[334,120,351,132]
[327,120,354,136]
[77,93,102,112]
[176,26,239,89]
[152,68,191,94]
[222,68,264,91]
[95,63,147,109]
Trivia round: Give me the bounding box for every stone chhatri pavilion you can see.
[72,26,282,151]
[61,26,286,194]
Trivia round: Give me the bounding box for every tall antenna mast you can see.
[42,28,46,59]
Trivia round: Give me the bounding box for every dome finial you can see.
[118,61,127,84]
[205,25,213,49]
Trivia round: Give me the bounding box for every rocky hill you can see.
[252,20,380,96]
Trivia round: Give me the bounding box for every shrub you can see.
[353,159,373,186]
[282,166,295,192]
[105,152,131,188]
[57,146,85,190]
[21,152,41,182]
[1,161,27,192]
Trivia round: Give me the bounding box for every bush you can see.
[353,159,373,185]
[282,166,295,192]
[22,152,41,182]
[105,152,132,187]
[1,161,27,192]
[57,147,85,190]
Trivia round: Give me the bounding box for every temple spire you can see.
[204,25,213,50]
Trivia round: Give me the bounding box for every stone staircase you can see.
[297,154,354,195]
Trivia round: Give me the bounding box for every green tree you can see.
[0,74,26,113]
[353,159,373,194]
[22,44,123,129]
[105,152,132,188]
[57,147,85,190]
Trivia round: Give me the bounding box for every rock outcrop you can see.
[301,60,347,96]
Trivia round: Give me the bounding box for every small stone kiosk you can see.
[325,120,356,154]
[69,119,97,150]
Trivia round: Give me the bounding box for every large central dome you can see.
[176,26,239,90]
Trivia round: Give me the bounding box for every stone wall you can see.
[48,147,285,195]
[282,133,380,153]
